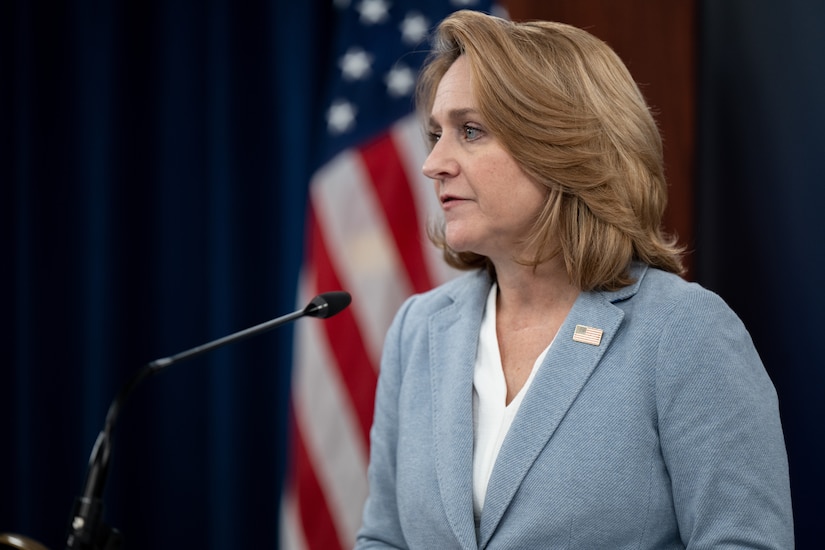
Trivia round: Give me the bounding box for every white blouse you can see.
[472,284,551,525]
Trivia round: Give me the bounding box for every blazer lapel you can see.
[477,288,627,547]
[430,271,490,550]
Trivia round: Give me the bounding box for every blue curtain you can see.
[2,1,330,548]
[697,1,825,546]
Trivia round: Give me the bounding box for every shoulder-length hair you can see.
[416,10,684,291]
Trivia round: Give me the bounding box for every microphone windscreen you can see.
[306,291,352,319]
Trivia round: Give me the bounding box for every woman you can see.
[355,10,792,549]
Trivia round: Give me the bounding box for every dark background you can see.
[3,1,823,548]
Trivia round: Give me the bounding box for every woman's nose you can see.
[422,138,459,180]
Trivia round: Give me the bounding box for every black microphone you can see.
[64,291,351,550]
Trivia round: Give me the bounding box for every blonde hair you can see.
[417,10,684,291]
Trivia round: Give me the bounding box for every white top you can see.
[472,284,551,524]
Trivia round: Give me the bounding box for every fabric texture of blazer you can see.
[355,263,793,549]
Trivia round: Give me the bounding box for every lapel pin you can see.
[573,324,603,346]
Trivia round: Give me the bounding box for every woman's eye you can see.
[463,125,482,141]
[427,131,441,144]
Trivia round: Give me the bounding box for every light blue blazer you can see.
[355,264,793,549]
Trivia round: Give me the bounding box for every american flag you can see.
[572,324,604,346]
[279,1,494,549]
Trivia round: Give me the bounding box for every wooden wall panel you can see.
[501,0,696,276]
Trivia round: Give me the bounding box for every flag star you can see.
[450,0,479,6]
[356,0,391,25]
[327,99,357,134]
[400,12,430,45]
[385,64,415,98]
[340,47,374,81]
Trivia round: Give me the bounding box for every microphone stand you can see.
[64,292,351,550]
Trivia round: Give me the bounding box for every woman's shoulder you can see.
[626,264,730,308]
[614,264,745,332]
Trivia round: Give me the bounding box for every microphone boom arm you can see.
[64,291,351,550]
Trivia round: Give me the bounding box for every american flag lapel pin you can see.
[573,324,603,346]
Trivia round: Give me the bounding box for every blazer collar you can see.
[429,269,490,549]
[429,264,648,548]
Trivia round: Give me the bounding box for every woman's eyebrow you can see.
[428,108,481,128]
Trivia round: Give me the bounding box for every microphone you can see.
[64,291,351,550]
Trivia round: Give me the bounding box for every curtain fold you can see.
[2,1,324,548]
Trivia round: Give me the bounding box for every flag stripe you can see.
[311,151,412,366]
[359,132,434,294]
[309,212,377,442]
[279,480,308,550]
[293,270,369,547]
[291,415,345,550]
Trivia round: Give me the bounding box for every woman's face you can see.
[422,56,547,264]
